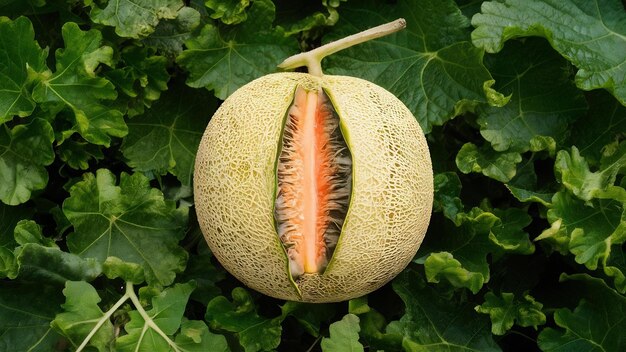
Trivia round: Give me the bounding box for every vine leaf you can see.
[63,169,189,286]
[32,22,127,147]
[321,314,364,352]
[388,270,501,351]
[325,0,507,132]
[472,0,626,105]
[121,83,216,186]
[0,118,54,205]
[88,0,184,38]
[475,292,546,335]
[0,16,48,121]
[538,274,626,351]
[177,0,299,99]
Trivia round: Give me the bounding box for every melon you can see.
[194,19,433,303]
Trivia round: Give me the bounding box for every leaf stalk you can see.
[277,18,406,77]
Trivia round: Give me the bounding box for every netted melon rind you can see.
[194,72,433,302]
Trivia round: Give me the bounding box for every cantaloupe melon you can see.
[194,19,433,303]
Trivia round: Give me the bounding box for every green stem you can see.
[277,18,406,77]
[76,288,131,352]
[126,283,182,352]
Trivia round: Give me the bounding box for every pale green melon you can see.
[194,72,433,303]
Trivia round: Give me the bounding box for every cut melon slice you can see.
[275,87,352,278]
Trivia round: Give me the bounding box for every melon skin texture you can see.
[194,72,433,303]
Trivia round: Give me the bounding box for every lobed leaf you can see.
[177,0,299,99]
[538,274,626,351]
[63,169,189,286]
[0,16,48,121]
[121,82,216,186]
[321,314,364,352]
[325,0,507,132]
[472,0,626,105]
[456,143,522,182]
[0,118,54,205]
[89,0,184,38]
[475,292,546,335]
[388,270,501,351]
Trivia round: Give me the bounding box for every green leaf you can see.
[0,118,54,205]
[433,172,463,224]
[13,219,55,247]
[605,246,626,293]
[321,314,364,352]
[176,244,225,303]
[388,270,501,351]
[472,0,626,105]
[89,0,183,38]
[538,274,626,351]
[281,301,336,337]
[102,256,145,284]
[0,246,17,278]
[121,83,215,186]
[32,22,127,147]
[206,287,282,352]
[456,142,522,182]
[174,319,229,351]
[63,169,189,286]
[423,208,500,293]
[144,6,201,56]
[105,46,170,116]
[116,282,196,351]
[475,292,546,335]
[325,0,505,133]
[570,91,626,164]
[51,281,115,351]
[15,243,102,284]
[57,139,104,170]
[555,146,626,202]
[0,16,49,121]
[0,205,34,248]
[205,0,250,24]
[505,157,554,205]
[0,282,64,352]
[177,0,299,99]
[478,39,587,153]
[489,208,534,255]
[537,191,626,286]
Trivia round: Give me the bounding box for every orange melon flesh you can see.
[275,86,352,278]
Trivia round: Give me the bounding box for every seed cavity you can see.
[275,86,352,279]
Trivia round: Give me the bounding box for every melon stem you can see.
[278,18,407,77]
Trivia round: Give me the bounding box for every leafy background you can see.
[1,0,626,351]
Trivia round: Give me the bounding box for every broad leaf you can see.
[205,0,250,24]
[326,0,507,132]
[63,169,189,286]
[321,314,364,352]
[0,283,64,352]
[538,274,626,351]
[174,319,229,351]
[489,208,534,255]
[51,281,115,351]
[116,282,195,351]
[0,16,48,121]
[89,0,183,38]
[0,203,33,248]
[423,208,500,293]
[121,83,215,186]
[102,256,145,284]
[177,0,299,99]
[456,143,522,183]
[478,39,586,153]
[32,22,127,147]
[472,0,626,105]
[475,292,545,335]
[570,91,626,164]
[0,118,54,205]
[537,191,626,288]
[388,270,501,351]
[57,139,104,170]
[206,287,282,352]
[144,6,201,56]
[433,172,463,225]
